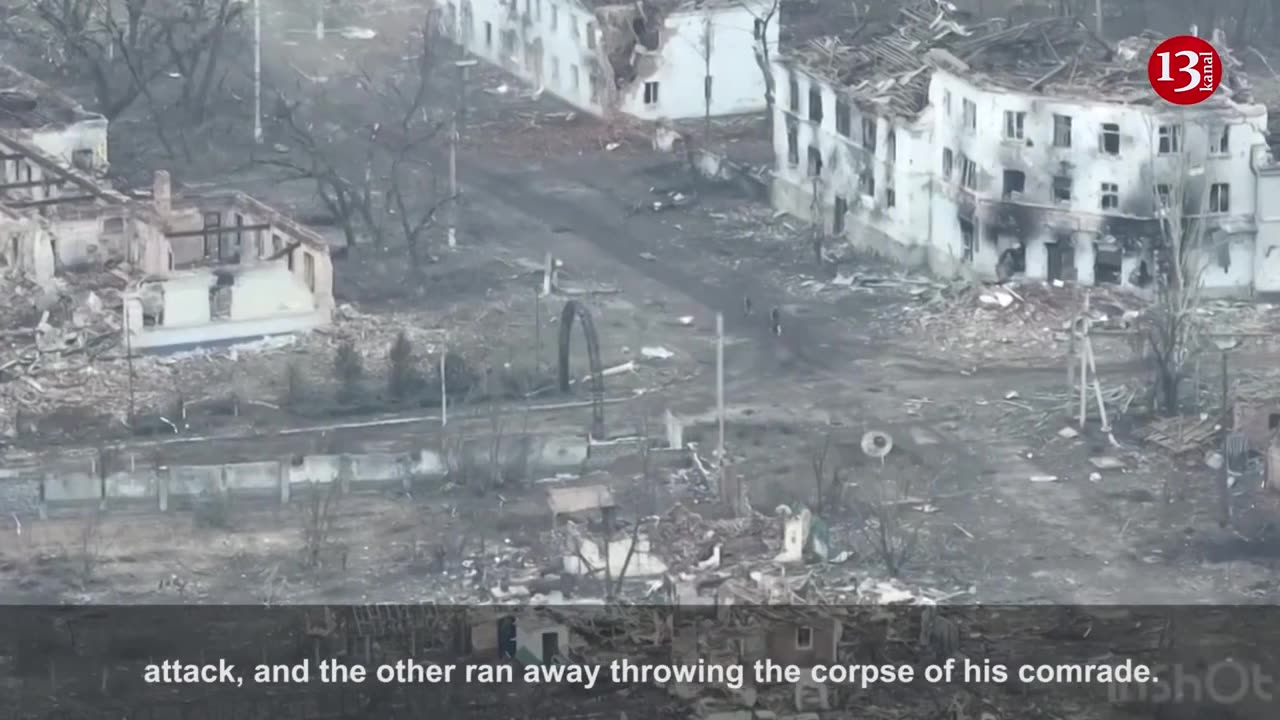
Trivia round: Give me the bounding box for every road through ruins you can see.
[7,10,1280,720]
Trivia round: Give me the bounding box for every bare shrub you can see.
[809,433,846,515]
[387,331,421,397]
[73,509,108,589]
[283,361,308,410]
[334,341,364,404]
[848,465,930,577]
[300,482,347,571]
[193,492,234,530]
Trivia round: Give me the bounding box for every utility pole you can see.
[702,14,713,144]
[440,351,448,427]
[1211,336,1240,527]
[716,312,725,467]
[1094,0,1103,35]
[534,288,542,376]
[448,59,477,249]
[1219,349,1229,526]
[125,301,136,422]
[253,0,262,144]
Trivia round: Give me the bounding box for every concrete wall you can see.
[28,117,110,171]
[452,0,773,120]
[618,1,778,120]
[10,433,591,516]
[457,0,606,115]
[123,264,330,351]
[1254,159,1280,294]
[769,60,1274,296]
[771,61,936,274]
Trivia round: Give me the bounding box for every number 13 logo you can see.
[1148,36,1222,106]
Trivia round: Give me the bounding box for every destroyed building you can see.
[770,2,1276,296]
[0,131,334,352]
[0,63,108,173]
[447,0,779,120]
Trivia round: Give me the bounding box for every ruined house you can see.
[771,2,1276,296]
[0,131,334,352]
[0,63,108,173]
[446,0,779,120]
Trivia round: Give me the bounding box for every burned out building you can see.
[0,131,334,352]
[446,0,779,120]
[770,1,1275,296]
[0,63,108,173]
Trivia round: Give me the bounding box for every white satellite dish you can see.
[861,430,893,459]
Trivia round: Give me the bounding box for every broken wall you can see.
[619,1,778,120]
[459,0,610,115]
[562,532,668,577]
[25,115,109,172]
[0,215,54,283]
[763,619,840,667]
[1234,398,1280,449]
[770,61,934,271]
[124,264,328,351]
[1256,161,1280,295]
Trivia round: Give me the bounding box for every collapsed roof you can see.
[784,0,1255,119]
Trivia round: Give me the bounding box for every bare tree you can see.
[72,508,108,589]
[699,12,714,143]
[809,432,845,514]
[1144,121,1215,416]
[263,17,451,264]
[746,0,779,136]
[300,481,346,571]
[16,0,247,121]
[334,340,364,405]
[387,331,420,397]
[848,464,929,577]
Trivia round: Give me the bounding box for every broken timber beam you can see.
[164,223,272,239]
[1029,61,1069,90]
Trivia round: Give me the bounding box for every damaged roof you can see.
[0,131,127,209]
[0,130,329,253]
[0,63,103,130]
[783,0,1255,118]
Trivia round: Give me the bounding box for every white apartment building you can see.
[445,0,780,120]
[770,2,1276,297]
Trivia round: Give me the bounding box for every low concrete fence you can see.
[0,433,590,517]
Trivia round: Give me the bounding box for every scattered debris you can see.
[1088,456,1125,471]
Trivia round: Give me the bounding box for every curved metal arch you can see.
[557,300,606,439]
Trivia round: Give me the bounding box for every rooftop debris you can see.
[786,0,1256,118]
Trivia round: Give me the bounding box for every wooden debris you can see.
[1139,415,1219,454]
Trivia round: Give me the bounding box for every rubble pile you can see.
[0,272,132,436]
[464,65,646,160]
[888,282,1147,365]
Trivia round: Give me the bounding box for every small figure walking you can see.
[743,296,753,317]
[770,307,782,336]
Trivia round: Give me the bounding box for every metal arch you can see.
[557,300,606,439]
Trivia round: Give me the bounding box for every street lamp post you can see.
[447,59,477,249]
[253,0,263,144]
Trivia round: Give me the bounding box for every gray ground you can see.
[2,0,1278,606]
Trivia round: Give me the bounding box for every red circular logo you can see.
[1148,35,1223,105]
